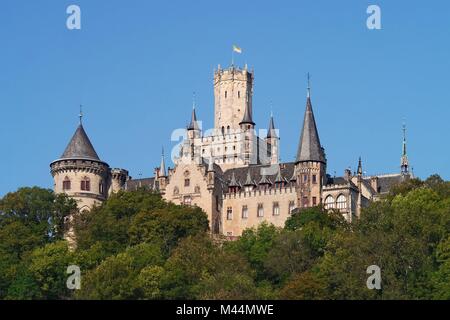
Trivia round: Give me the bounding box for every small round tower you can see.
[50,121,110,212]
[109,168,129,195]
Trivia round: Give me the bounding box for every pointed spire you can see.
[401,123,409,175]
[357,157,363,176]
[160,147,166,177]
[267,113,277,139]
[187,93,200,131]
[295,74,325,163]
[239,101,254,125]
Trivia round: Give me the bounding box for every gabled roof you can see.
[60,124,101,161]
[296,96,325,163]
[244,169,256,186]
[223,163,295,190]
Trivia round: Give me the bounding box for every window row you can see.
[226,201,296,220]
[62,176,104,193]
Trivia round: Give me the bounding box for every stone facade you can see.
[51,62,412,240]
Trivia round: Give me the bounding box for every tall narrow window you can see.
[312,174,317,184]
[81,177,90,191]
[273,202,280,216]
[324,195,335,209]
[257,203,264,217]
[62,177,71,191]
[227,207,233,220]
[225,91,227,98]
[184,179,190,187]
[242,205,248,219]
[336,194,347,209]
[99,182,104,194]
[312,196,317,206]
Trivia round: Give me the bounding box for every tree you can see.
[162,234,256,299]
[76,242,165,300]
[128,204,209,255]
[25,241,75,300]
[225,222,280,282]
[0,187,76,258]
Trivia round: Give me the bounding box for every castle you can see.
[50,63,411,239]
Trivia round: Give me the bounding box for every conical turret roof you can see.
[296,95,325,163]
[60,124,101,161]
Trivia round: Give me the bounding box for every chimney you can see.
[344,168,352,181]
[371,176,379,193]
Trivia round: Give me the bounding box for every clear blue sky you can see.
[0,0,449,196]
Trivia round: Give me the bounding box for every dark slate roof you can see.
[125,177,158,191]
[187,108,200,131]
[361,179,376,194]
[60,124,101,161]
[296,97,325,163]
[325,176,358,189]
[367,174,405,194]
[240,104,255,125]
[223,163,295,189]
[326,176,348,185]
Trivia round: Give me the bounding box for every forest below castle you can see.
[0,175,449,300]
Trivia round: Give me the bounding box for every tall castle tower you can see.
[214,64,253,132]
[295,77,327,208]
[50,117,110,212]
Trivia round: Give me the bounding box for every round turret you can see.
[50,123,110,212]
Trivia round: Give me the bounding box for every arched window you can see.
[324,195,335,209]
[62,176,71,191]
[81,177,91,191]
[221,126,225,135]
[99,181,104,194]
[227,125,230,134]
[336,194,347,209]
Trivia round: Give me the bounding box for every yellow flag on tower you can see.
[233,45,242,54]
